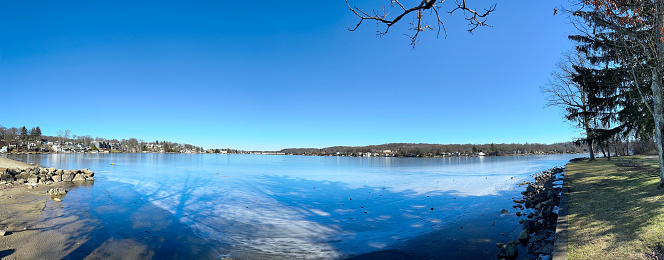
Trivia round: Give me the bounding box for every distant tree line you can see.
[0,124,205,153]
[280,142,583,157]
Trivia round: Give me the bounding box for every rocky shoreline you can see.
[1,167,95,185]
[496,166,565,260]
[0,164,95,203]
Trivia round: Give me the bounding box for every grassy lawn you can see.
[567,155,664,259]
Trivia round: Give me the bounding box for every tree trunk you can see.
[651,70,664,187]
[585,126,595,161]
[601,146,607,158]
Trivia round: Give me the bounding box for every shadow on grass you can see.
[567,157,664,259]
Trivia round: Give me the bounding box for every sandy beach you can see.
[0,157,112,259]
[0,157,79,259]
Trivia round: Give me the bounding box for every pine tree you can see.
[20,126,28,140]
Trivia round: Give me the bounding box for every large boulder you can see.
[497,244,518,259]
[0,174,14,183]
[518,229,530,241]
[52,174,62,182]
[61,173,74,182]
[55,169,63,175]
[83,169,94,177]
[27,175,39,184]
[72,173,86,182]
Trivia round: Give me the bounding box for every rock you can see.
[542,198,555,206]
[86,177,94,181]
[525,200,532,208]
[497,243,518,259]
[0,174,14,183]
[45,181,53,185]
[513,199,525,204]
[519,219,524,224]
[526,184,536,193]
[522,220,533,231]
[0,230,5,236]
[55,169,63,175]
[547,190,555,199]
[527,212,534,218]
[52,175,62,182]
[48,167,56,172]
[543,206,553,217]
[27,175,39,184]
[529,240,554,255]
[544,179,554,190]
[516,211,523,217]
[496,242,505,248]
[518,229,529,241]
[83,169,94,177]
[53,197,62,202]
[72,173,86,182]
[61,173,74,182]
[531,232,549,243]
[501,209,508,214]
[48,188,67,196]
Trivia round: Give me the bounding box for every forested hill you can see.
[280,142,582,157]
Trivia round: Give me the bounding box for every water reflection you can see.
[8,153,580,259]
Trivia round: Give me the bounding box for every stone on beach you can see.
[27,175,38,184]
[61,173,74,182]
[48,188,67,196]
[72,173,86,182]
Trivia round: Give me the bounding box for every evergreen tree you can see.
[570,2,664,183]
[20,126,28,140]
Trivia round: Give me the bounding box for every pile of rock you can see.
[497,166,564,260]
[0,167,94,185]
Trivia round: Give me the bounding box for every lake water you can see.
[7,153,580,259]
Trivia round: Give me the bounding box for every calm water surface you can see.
[8,154,580,259]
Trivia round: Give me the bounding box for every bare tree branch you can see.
[346,0,496,47]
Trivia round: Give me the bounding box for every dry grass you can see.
[567,156,664,259]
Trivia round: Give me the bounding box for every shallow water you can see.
[9,153,580,259]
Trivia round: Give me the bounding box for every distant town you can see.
[2,124,636,158]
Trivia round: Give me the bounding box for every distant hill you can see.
[280,142,582,157]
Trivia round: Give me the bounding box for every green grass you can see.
[567,155,664,259]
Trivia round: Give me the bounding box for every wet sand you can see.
[0,157,84,259]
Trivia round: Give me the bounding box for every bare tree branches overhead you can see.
[345,0,496,46]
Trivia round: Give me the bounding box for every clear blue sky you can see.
[1,0,579,151]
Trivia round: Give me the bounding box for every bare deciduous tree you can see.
[542,51,597,160]
[345,0,496,46]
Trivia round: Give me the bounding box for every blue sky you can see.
[1,0,578,151]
